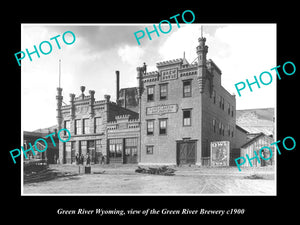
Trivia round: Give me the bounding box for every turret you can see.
[196,30,209,93]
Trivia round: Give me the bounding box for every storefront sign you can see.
[210,141,230,166]
[146,104,178,115]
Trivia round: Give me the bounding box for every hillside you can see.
[236,108,274,135]
[33,124,58,133]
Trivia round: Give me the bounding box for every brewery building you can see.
[57,34,247,166]
[137,35,238,166]
[56,80,139,164]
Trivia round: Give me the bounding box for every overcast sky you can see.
[21,23,276,131]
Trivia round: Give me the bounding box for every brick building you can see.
[56,85,138,164]
[136,35,237,166]
[57,33,247,166]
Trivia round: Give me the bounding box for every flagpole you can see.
[59,59,61,88]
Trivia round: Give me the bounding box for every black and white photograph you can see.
[4,4,298,221]
[20,23,277,195]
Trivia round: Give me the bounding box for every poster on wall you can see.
[210,141,230,166]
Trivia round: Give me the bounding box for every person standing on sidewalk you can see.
[86,153,91,166]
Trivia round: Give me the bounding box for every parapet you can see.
[144,71,159,77]
[156,58,183,67]
[142,71,159,83]
[115,114,130,120]
[107,114,140,131]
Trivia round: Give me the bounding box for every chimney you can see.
[116,70,120,102]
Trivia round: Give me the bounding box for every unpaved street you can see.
[23,164,275,195]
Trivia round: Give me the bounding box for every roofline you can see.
[23,131,50,138]
[240,132,273,149]
[119,87,137,91]
[236,125,248,134]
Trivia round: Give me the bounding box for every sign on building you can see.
[161,68,178,81]
[210,141,230,166]
[146,104,178,115]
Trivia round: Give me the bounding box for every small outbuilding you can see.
[239,132,274,168]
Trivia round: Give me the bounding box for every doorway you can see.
[177,140,196,165]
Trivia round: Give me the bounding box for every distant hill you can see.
[33,125,58,133]
[236,108,274,135]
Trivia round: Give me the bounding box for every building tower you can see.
[56,60,63,130]
[196,28,209,93]
[56,87,63,130]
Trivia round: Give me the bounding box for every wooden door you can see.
[124,147,138,164]
[177,141,196,165]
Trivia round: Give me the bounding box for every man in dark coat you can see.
[86,153,91,165]
[75,153,79,165]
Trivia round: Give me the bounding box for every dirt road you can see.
[23,164,275,195]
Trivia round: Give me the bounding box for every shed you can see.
[240,133,274,168]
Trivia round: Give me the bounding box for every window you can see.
[159,119,167,135]
[183,80,192,97]
[212,90,216,103]
[80,140,87,155]
[64,120,70,135]
[228,125,231,136]
[219,96,224,110]
[75,119,81,135]
[65,141,71,163]
[125,138,138,157]
[227,102,231,115]
[146,145,154,155]
[183,109,192,126]
[83,118,89,134]
[222,124,225,136]
[125,138,138,148]
[222,98,225,110]
[147,120,154,135]
[65,141,71,152]
[231,106,234,117]
[219,122,222,135]
[94,117,102,133]
[213,119,216,133]
[160,84,168,100]
[109,139,123,158]
[147,86,154,101]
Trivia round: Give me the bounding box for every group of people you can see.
[75,152,105,165]
[75,153,90,165]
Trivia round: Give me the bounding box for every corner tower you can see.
[196,30,209,93]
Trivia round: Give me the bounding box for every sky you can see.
[21,23,276,131]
